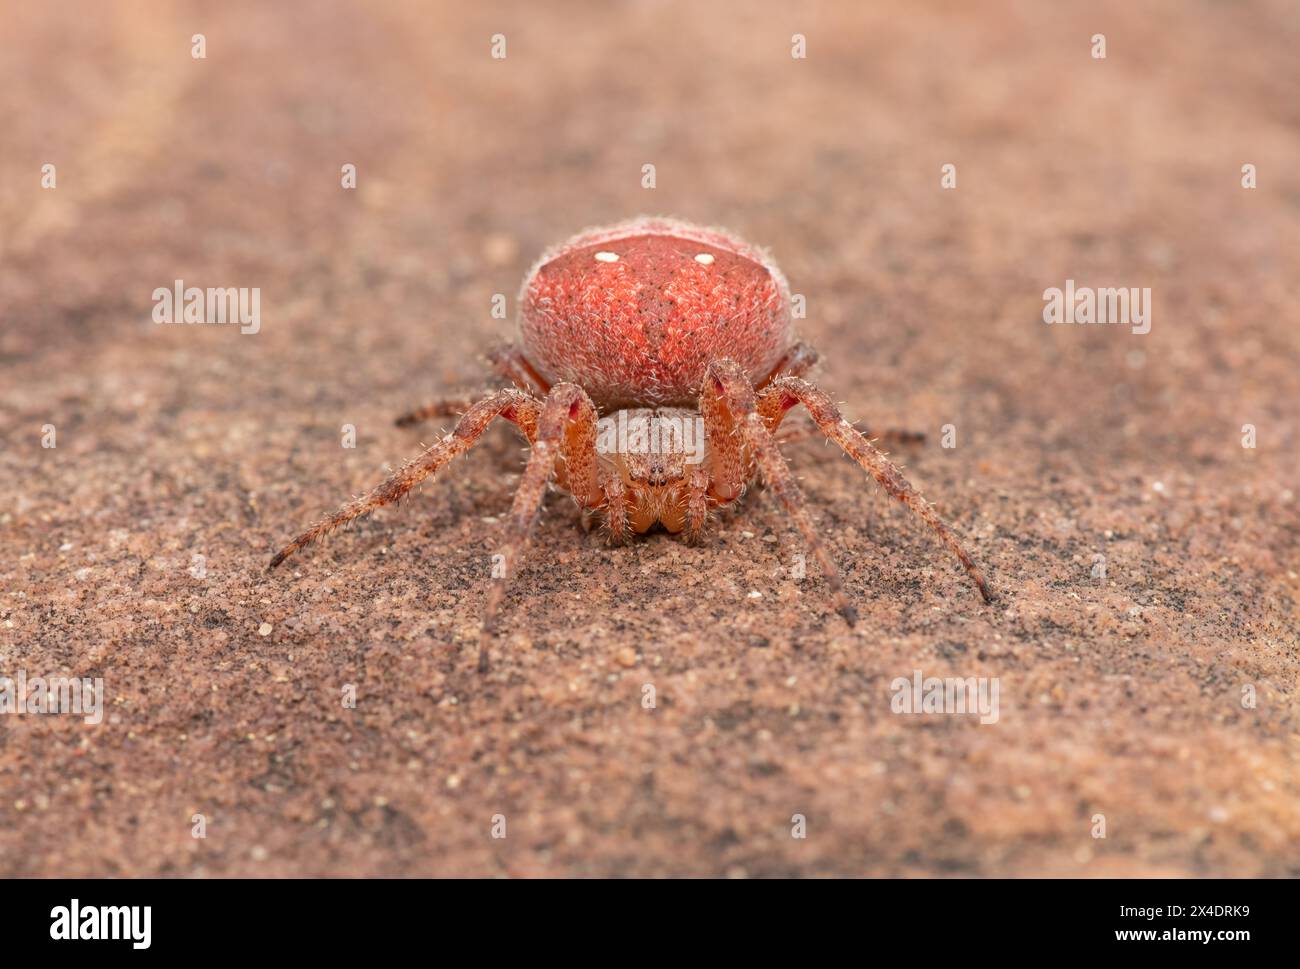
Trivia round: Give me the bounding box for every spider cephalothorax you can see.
[269,217,992,670]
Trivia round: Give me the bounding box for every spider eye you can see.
[594,251,619,263]
[694,253,714,265]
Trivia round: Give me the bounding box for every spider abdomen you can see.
[519,217,794,410]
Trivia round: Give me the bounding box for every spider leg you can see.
[601,474,630,544]
[682,464,711,544]
[703,358,858,626]
[757,376,992,603]
[772,418,925,448]
[394,396,480,428]
[268,388,539,569]
[760,381,923,446]
[478,382,601,672]
[759,340,820,385]
[700,371,747,503]
[486,342,550,396]
[394,343,550,427]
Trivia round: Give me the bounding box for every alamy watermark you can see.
[596,412,705,464]
[0,670,104,725]
[1043,279,1150,335]
[152,279,260,334]
[890,669,1000,725]
[50,899,150,949]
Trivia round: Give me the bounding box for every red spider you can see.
[269,217,992,670]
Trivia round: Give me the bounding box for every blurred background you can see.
[1,1,1297,877]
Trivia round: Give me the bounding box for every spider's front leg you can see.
[757,375,993,603]
[395,343,550,427]
[758,342,925,448]
[267,387,538,569]
[774,422,925,448]
[702,358,859,626]
[478,382,616,672]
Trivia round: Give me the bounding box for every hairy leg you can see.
[759,340,820,385]
[703,358,858,625]
[682,464,711,544]
[772,418,925,448]
[701,376,748,503]
[757,376,992,603]
[269,388,539,569]
[394,396,480,428]
[395,343,549,427]
[486,342,550,396]
[478,382,602,672]
[759,381,923,446]
[602,474,629,544]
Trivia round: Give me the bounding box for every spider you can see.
[269,217,992,670]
